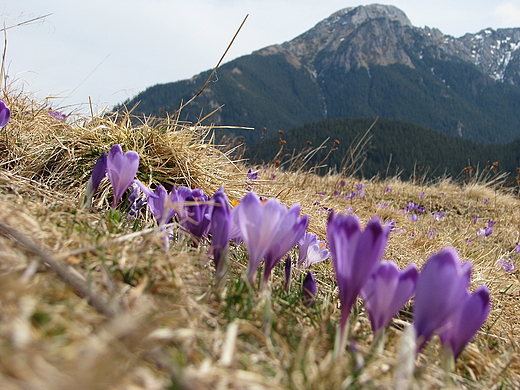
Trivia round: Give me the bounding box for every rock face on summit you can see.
[257,5,415,72]
[124,4,520,145]
[256,4,520,86]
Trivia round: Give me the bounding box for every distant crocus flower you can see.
[413,247,472,353]
[409,214,419,222]
[360,261,418,338]
[302,271,317,307]
[356,183,364,190]
[0,99,10,128]
[81,152,107,208]
[247,168,258,180]
[297,232,330,268]
[147,185,177,226]
[498,258,515,272]
[385,186,392,192]
[210,187,231,282]
[106,144,140,208]
[49,107,66,121]
[477,227,494,237]
[233,191,308,285]
[432,211,445,221]
[439,285,490,359]
[327,213,390,343]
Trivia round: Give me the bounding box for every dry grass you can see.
[0,89,519,390]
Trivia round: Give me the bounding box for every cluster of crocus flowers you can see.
[327,211,489,361]
[0,99,10,128]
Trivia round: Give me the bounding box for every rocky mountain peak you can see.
[326,4,412,30]
[256,4,415,72]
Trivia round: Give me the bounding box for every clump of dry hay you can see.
[0,89,519,390]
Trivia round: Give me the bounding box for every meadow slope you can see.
[0,91,518,389]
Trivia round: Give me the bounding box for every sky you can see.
[3,0,520,115]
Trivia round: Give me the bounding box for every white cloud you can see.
[493,2,520,27]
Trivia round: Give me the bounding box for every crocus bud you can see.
[284,255,292,292]
[210,187,231,284]
[302,271,317,307]
[106,144,140,208]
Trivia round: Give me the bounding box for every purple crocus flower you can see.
[327,213,390,343]
[409,214,419,222]
[498,258,515,272]
[302,271,317,307]
[263,208,308,287]
[360,261,418,338]
[247,168,258,180]
[233,191,308,285]
[147,185,177,226]
[0,99,10,128]
[173,186,211,244]
[413,247,472,353]
[82,152,107,208]
[432,211,445,221]
[439,285,490,359]
[210,187,231,282]
[106,144,140,208]
[297,232,330,269]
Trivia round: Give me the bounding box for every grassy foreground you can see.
[0,91,519,390]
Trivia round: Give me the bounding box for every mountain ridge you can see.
[121,4,520,146]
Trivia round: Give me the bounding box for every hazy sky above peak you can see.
[3,0,520,115]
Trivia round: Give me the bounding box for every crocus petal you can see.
[210,187,231,272]
[0,99,10,128]
[106,144,140,207]
[81,152,107,208]
[439,285,490,358]
[414,247,472,352]
[361,261,418,336]
[284,255,292,292]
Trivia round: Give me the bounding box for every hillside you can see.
[249,117,519,181]
[1,91,519,389]
[121,4,520,145]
